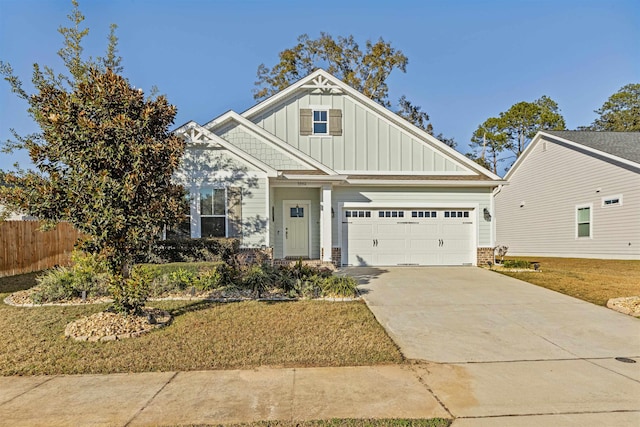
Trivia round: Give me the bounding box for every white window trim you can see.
[198,187,228,238]
[575,203,593,239]
[309,105,330,136]
[601,194,623,208]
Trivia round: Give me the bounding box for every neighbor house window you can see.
[602,195,622,207]
[576,205,591,238]
[200,188,226,237]
[313,110,328,134]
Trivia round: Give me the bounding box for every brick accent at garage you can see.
[332,247,341,267]
[477,247,494,265]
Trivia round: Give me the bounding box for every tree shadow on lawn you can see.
[0,271,41,294]
[165,298,297,318]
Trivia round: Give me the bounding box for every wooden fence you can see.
[0,221,82,277]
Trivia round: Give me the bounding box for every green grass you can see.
[496,257,640,306]
[0,271,402,375]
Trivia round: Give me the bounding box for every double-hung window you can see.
[200,188,226,237]
[576,205,592,238]
[299,108,342,136]
[312,110,328,135]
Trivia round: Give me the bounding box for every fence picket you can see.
[0,221,82,277]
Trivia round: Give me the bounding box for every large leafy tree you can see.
[0,1,185,313]
[254,33,436,133]
[582,83,640,131]
[469,96,566,174]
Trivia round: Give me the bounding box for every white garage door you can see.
[342,209,475,266]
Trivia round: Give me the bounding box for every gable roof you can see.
[504,130,640,180]
[543,131,640,164]
[204,111,338,175]
[240,69,502,181]
[174,121,279,176]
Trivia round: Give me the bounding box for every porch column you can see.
[320,184,333,262]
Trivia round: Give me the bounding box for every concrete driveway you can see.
[346,266,640,426]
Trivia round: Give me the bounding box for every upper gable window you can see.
[313,110,328,134]
[300,108,342,136]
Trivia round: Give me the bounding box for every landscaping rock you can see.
[607,296,640,317]
[64,308,171,341]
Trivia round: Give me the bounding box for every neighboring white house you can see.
[495,130,640,260]
[173,69,504,266]
[0,205,36,221]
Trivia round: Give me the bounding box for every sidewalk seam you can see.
[123,371,179,427]
[290,368,297,421]
[409,365,454,419]
[0,376,56,407]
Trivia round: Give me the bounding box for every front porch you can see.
[268,180,336,265]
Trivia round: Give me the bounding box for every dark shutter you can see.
[227,187,243,241]
[300,109,312,136]
[329,109,342,136]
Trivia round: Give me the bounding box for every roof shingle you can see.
[544,131,640,164]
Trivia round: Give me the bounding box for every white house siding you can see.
[251,92,467,174]
[216,124,313,170]
[331,186,494,249]
[174,147,268,247]
[495,138,640,259]
[271,187,321,259]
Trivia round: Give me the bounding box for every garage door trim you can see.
[338,202,479,267]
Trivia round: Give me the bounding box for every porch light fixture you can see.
[331,208,335,218]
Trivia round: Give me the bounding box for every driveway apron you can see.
[348,266,640,426]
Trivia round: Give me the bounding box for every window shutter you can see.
[329,109,342,136]
[300,109,312,136]
[227,187,243,241]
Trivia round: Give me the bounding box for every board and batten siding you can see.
[495,137,640,259]
[251,92,467,174]
[174,147,268,247]
[332,186,494,248]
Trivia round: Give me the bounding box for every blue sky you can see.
[1,0,638,174]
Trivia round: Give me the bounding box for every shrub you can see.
[194,263,237,291]
[502,259,531,269]
[109,266,151,315]
[167,268,197,290]
[241,264,272,297]
[140,238,240,264]
[31,250,111,303]
[320,275,358,298]
[31,267,77,304]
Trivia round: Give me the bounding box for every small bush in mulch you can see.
[30,251,111,304]
[502,259,532,269]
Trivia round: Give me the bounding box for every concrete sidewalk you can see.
[0,365,450,426]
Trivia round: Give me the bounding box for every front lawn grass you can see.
[0,283,403,375]
[496,257,640,306]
